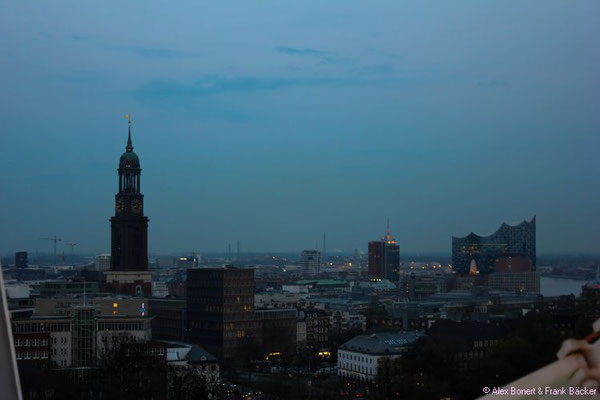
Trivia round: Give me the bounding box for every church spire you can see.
[125,116,133,152]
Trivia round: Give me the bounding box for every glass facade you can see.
[72,307,96,367]
[452,216,536,275]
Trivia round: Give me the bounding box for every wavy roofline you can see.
[452,215,536,240]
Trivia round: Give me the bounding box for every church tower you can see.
[106,118,152,297]
[110,120,149,271]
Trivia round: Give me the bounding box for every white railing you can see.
[478,319,600,400]
[0,259,23,400]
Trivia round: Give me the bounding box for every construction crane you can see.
[39,235,61,266]
[65,242,77,265]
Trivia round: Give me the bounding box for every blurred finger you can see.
[581,378,599,391]
[569,368,600,388]
[558,339,586,360]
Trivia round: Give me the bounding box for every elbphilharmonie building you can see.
[452,216,536,275]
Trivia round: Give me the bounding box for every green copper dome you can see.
[119,125,140,169]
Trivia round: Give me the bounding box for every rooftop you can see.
[164,342,217,363]
[340,331,425,355]
[296,279,348,286]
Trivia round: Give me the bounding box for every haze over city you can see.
[1,1,599,254]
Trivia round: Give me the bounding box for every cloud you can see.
[69,34,199,59]
[274,46,349,65]
[275,46,331,57]
[131,75,339,99]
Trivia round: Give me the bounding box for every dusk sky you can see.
[1,1,599,255]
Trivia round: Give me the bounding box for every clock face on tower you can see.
[115,198,124,213]
[131,198,142,214]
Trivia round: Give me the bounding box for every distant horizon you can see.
[3,250,600,260]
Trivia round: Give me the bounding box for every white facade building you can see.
[97,317,152,358]
[12,313,152,368]
[300,250,321,275]
[337,331,424,382]
[95,253,111,271]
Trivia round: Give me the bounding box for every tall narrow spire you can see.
[126,119,133,152]
[383,217,396,244]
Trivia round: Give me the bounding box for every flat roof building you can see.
[187,267,259,360]
[300,250,321,275]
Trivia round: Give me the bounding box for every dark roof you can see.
[186,345,217,362]
[163,341,217,363]
[452,216,535,241]
[427,320,509,341]
[340,331,425,355]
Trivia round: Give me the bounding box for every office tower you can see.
[368,229,400,282]
[452,216,536,275]
[106,121,152,296]
[95,253,111,271]
[15,252,28,269]
[187,267,259,359]
[300,250,321,275]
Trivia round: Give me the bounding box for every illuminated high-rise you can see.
[368,228,400,282]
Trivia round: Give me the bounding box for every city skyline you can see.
[1,1,599,254]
